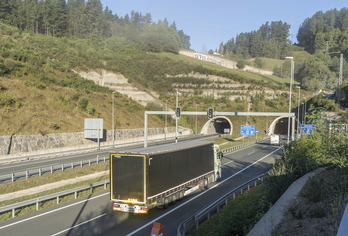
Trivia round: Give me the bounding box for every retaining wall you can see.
[0,127,180,158]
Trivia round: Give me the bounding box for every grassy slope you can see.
[0,23,311,136]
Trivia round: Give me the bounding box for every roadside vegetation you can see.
[190,108,348,235]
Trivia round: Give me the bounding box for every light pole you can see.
[196,104,198,134]
[175,91,181,143]
[286,57,294,143]
[112,91,116,147]
[165,100,168,140]
[303,97,307,124]
[296,86,301,128]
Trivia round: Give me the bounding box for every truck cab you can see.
[214,144,223,180]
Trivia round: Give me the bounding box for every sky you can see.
[101,0,348,53]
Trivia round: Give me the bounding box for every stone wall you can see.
[0,127,178,157]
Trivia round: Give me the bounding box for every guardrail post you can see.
[36,199,39,211]
[75,191,77,199]
[104,181,107,189]
[71,163,74,169]
[11,173,14,182]
[12,208,15,218]
[80,161,83,167]
[51,166,53,174]
[56,196,59,204]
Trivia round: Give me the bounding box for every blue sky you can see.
[101,0,347,53]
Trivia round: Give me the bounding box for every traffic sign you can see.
[240,125,255,135]
[300,124,316,135]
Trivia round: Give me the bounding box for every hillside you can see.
[0,22,310,136]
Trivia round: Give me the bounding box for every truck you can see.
[109,140,223,213]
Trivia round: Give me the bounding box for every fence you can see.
[221,136,268,154]
[0,155,108,183]
[0,180,110,218]
[177,174,266,236]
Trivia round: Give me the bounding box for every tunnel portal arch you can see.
[201,116,233,135]
[269,116,299,135]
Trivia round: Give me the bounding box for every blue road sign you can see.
[240,125,255,135]
[300,124,316,135]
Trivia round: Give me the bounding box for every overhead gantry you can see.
[144,111,296,147]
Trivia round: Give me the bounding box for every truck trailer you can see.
[110,140,223,213]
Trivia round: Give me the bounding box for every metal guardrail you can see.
[177,174,266,236]
[220,136,269,154]
[0,155,109,183]
[0,134,183,164]
[0,180,110,218]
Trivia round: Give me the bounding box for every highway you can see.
[0,135,216,180]
[0,140,282,235]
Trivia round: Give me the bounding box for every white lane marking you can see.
[0,145,281,234]
[127,147,282,236]
[51,213,107,236]
[248,151,255,155]
[0,192,109,230]
[224,160,234,165]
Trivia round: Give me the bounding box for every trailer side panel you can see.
[148,143,214,196]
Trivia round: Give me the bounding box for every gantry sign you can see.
[144,110,295,147]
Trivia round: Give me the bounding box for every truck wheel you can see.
[178,191,184,201]
[163,198,169,209]
[170,194,177,205]
[199,179,208,190]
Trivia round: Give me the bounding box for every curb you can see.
[247,167,326,236]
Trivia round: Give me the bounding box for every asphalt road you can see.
[0,141,282,236]
[0,135,217,181]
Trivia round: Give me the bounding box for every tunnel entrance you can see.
[201,116,233,135]
[271,117,298,135]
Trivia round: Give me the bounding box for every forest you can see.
[1,1,348,94]
[0,0,191,52]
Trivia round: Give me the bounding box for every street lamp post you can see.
[165,100,168,140]
[296,86,301,127]
[196,104,198,134]
[303,97,307,124]
[112,91,116,147]
[286,57,294,143]
[175,91,181,143]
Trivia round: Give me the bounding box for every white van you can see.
[270,135,280,145]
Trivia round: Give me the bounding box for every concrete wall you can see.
[0,127,182,157]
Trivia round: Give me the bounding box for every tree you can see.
[0,0,11,24]
[236,60,246,69]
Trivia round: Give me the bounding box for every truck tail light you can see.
[138,207,148,214]
[113,204,121,211]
